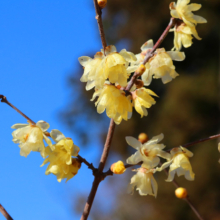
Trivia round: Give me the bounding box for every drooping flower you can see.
[170,0,207,27]
[142,48,185,85]
[132,88,157,117]
[41,130,80,182]
[11,120,52,158]
[126,134,171,169]
[128,167,158,197]
[111,161,126,174]
[79,45,136,90]
[92,84,132,124]
[170,22,202,50]
[132,40,185,85]
[166,146,195,181]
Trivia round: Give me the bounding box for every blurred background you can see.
[0,0,220,220]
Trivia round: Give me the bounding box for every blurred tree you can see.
[61,0,220,219]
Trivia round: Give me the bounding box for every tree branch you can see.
[80,119,116,220]
[166,133,220,152]
[0,95,35,124]
[93,0,107,51]
[0,204,13,220]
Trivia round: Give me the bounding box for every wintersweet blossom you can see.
[126,134,171,169]
[11,120,52,158]
[41,130,80,182]
[79,45,136,90]
[170,0,207,27]
[92,84,132,124]
[132,40,185,85]
[166,146,195,181]
[132,88,157,117]
[128,167,158,197]
[170,22,201,50]
[142,48,185,85]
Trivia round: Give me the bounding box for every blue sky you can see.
[0,1,107,219]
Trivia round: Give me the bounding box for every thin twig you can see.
[0,204,13,220]
[163,166,204,220]
[166,133,220,152]
[93,0,107,51]
[77,155,97,173]
[125,17,177,91]
[80,119,116,220]
[0,95,35,124]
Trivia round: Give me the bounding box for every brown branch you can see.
[93,0,107,51]
[166,133,220,152]
[0,95,35,124]
[125,17,177,91]
[77,155,97,173]
[163,166,204,220]
[80,119,116,220]
[0,204,13,220]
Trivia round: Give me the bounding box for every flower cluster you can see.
[170,0,207,50]
[125,134,194,197]
[12,121,81,182]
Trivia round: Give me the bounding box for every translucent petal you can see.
[141,39,154,51]
[36,120,50,132]
[50,129,65,142]
[167,51,185,61]
[11,123,28,129]
[187,3,201,11]
[192,15,207,24]
[126,152,142,164]
[78,56,92,67]
[125,137,142,150]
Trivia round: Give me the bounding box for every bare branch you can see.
[93,0,107,51]
[166,133,220,152]
[0,95,35,125]
[0,204,13,220]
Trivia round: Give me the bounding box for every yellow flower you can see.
[11,120,52,158]
[170,0,207,27]
[166,146,195,181]
[170,22,202,50]
[132,88,157,117]
[79,45,136,89]
[126,134,171,169]
[92,84,132,124]
[142,48,185,85]
[41,130,80,182]
[128,167,158,197]
[111,161,126,174]
[132,40,185,85]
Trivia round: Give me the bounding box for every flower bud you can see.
[136,64,146,76]
[138,133,148,144]
[111,161,126,174]
[98,0,107,9]
[134,79,144,89]
[175,187,188,199]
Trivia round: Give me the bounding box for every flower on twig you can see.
[128,167,158,197]
[132,88,157,117]
[126,134,171,169]
[92,84,132,124]
[41,130,80,182]
[170,22,201,50]
[12,120,52,158]
[79,45,136,90]
[166,146,195,181]
[170,0,207,27]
